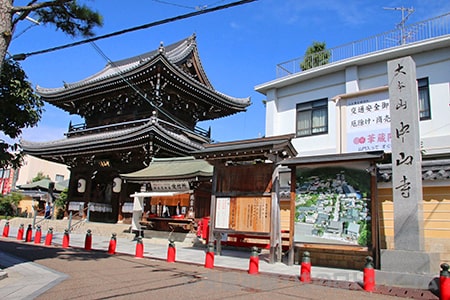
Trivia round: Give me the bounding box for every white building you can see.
[14,155,70,187]
[256,15,450,159]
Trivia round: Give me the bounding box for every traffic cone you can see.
[108,233,117,254]
[44,227,53,246]
[300,251,311,283]
[135,236,144,258]
[167,239,176,263]
[34,225,42,244]
[25,224,33,242]
[204,242,215,269]
[62,229,70,248]
[84,229,92,250]
[441,263,450,300]
[248,246,259,275]
[363,256,375,292]
[2,220,9,237]
[17,224,24,240]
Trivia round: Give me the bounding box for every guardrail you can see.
[276,12,450,78]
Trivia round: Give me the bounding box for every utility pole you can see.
[383,6,415,44]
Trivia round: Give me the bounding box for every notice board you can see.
[215,196,271,233]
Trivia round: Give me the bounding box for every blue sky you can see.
[6,0,450,144]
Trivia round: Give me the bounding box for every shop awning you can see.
[129,191,191,198]
[120,156,213,182]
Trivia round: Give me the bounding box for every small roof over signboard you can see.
[191,134,297,162]
[280,151,385,166]
[120,156,213,182]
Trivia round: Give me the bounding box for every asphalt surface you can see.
[0,224,441,299]
[0,239,404,300]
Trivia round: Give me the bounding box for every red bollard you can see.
[167,239,176,263]
[363,256,375,292]
[441,263,450,300]
[196,220,203,238]
[17,224,24,240]
[108,233,117,254]
[62,229,70,248]
[44,227,53,246]
[84,229,92,250]
[204,242,215,269]
[34,225,42,244]
[2,220,9,237]
[300,251,312,283]
[135,236,144,258]
[248,246,259,275]
[25,224,33,242]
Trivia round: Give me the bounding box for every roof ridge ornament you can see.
[159,41,165,55]
[150,110,158,124]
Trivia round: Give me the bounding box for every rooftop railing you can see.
[276,12,450,78]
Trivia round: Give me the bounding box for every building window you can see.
[55,174,65,182]
[296,99,328,137]
[418,77,431,120]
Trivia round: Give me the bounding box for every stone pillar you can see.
[377,57,440,288]
[388,56,424,251]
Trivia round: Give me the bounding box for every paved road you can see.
[0,239,406,300]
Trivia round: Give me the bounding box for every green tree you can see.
[0,0,103,66]
[32,171,50,182]
[0,191,22,216]
[54,187,67,219]
[0,0,103,168]
[300,41,331,71]
[0,59,43,169]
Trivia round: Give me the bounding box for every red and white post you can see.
[300,251,311,283]
[363,256,375,292]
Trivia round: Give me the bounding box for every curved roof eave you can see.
[160,55,251,110]
[36,35,198,95]
[21,120,205,157]
[37,52,251,112]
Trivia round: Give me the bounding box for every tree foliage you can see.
[0,191,22,216]
[0,1,103,168]
[300,41,331,71]
[32,171,50,182]
[0,59,43,169]
[32,1,103,38]
[54,187,68,219]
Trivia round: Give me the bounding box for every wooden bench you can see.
[139,221,154,230]
[141,217,193,232]
[223,230,290,250]
[168,222,192,232]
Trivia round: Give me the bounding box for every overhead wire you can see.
[12,0,257,60]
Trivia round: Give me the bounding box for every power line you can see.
[11,0,257,60]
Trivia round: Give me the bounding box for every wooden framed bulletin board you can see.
[213,163,273,234]
[215,196,271,233]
